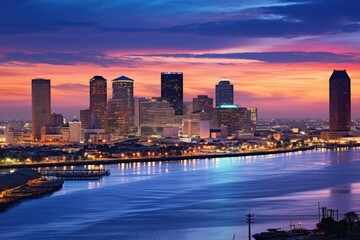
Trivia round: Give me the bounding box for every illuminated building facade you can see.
[108,99,131,134]
[161,72,183,115]
[247,107,258,130]
[80,109,91,129]
[90,76,107,130]
[215,78,234,107]
[216,105,252,135]
[329,70,351,134]
[112,76,134,132]
[139,98,176,125]
[32,78,51,140]
[193,95,213,113]
[69,120,82,143]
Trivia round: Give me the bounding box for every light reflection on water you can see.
[1,149,360,240]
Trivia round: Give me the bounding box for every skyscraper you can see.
[90,76,107,130]
[161,72,183,115]
[215,78,234,107]
[110,76,134,134]
[108,99,131,134]
[216,105,252,135]
[329,70,351,133]
[32,78,51,140]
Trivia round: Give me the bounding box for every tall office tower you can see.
[329,70,351,133]
[161,72,183,115]
[90,76,107,130]
[32,78,51,140]
[112,76,134,132]
[193,95,213,113]
[108,99,131,134]
[215,78,234,107]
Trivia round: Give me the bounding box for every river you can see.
[1,148,360,240]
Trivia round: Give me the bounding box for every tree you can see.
[344,211,359,231]
[317,217,337,235]
[331,220,347,236]
[283,137,291,147]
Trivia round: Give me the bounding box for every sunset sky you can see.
[1,0,360,120]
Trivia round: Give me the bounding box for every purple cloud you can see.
[137,51,360,63]
[0,51,142,67]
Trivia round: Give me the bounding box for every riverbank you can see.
[0,170,64,212]
[0,146,316,169]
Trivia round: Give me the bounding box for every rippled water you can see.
[1,148,360,240]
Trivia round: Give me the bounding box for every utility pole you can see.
[246,214,255,240]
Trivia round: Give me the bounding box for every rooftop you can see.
[330,70,350,79]
[113,76,134,81]
[217,104,240,109]
[90,76,106,81]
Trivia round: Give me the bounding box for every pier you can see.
[39,169,110,180]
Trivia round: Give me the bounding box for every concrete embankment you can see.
[0,146,316,169]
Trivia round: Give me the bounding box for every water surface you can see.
[1,148,360,240]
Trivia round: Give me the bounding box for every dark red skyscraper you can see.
[329,70,351,133]
[32,78,51,140]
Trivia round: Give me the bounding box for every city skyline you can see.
[1,69,357,121]
[1,0,360,119]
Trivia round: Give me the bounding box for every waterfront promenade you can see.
[0,146,315,169]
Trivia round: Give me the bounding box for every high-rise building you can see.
[247,107,257,131]
[161,72,183,115]
[108,99,131,134]
[193,95,213,113]
[139,97,176,125]
[216,105,252,135]
[47,112,64,127]
[329,70,351,133]
[90,76,107,130]
[134,97,148,131]
[215,78,234,107]
[32,78,51,140]
[109,76,135,134]
[80,109,91,129]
